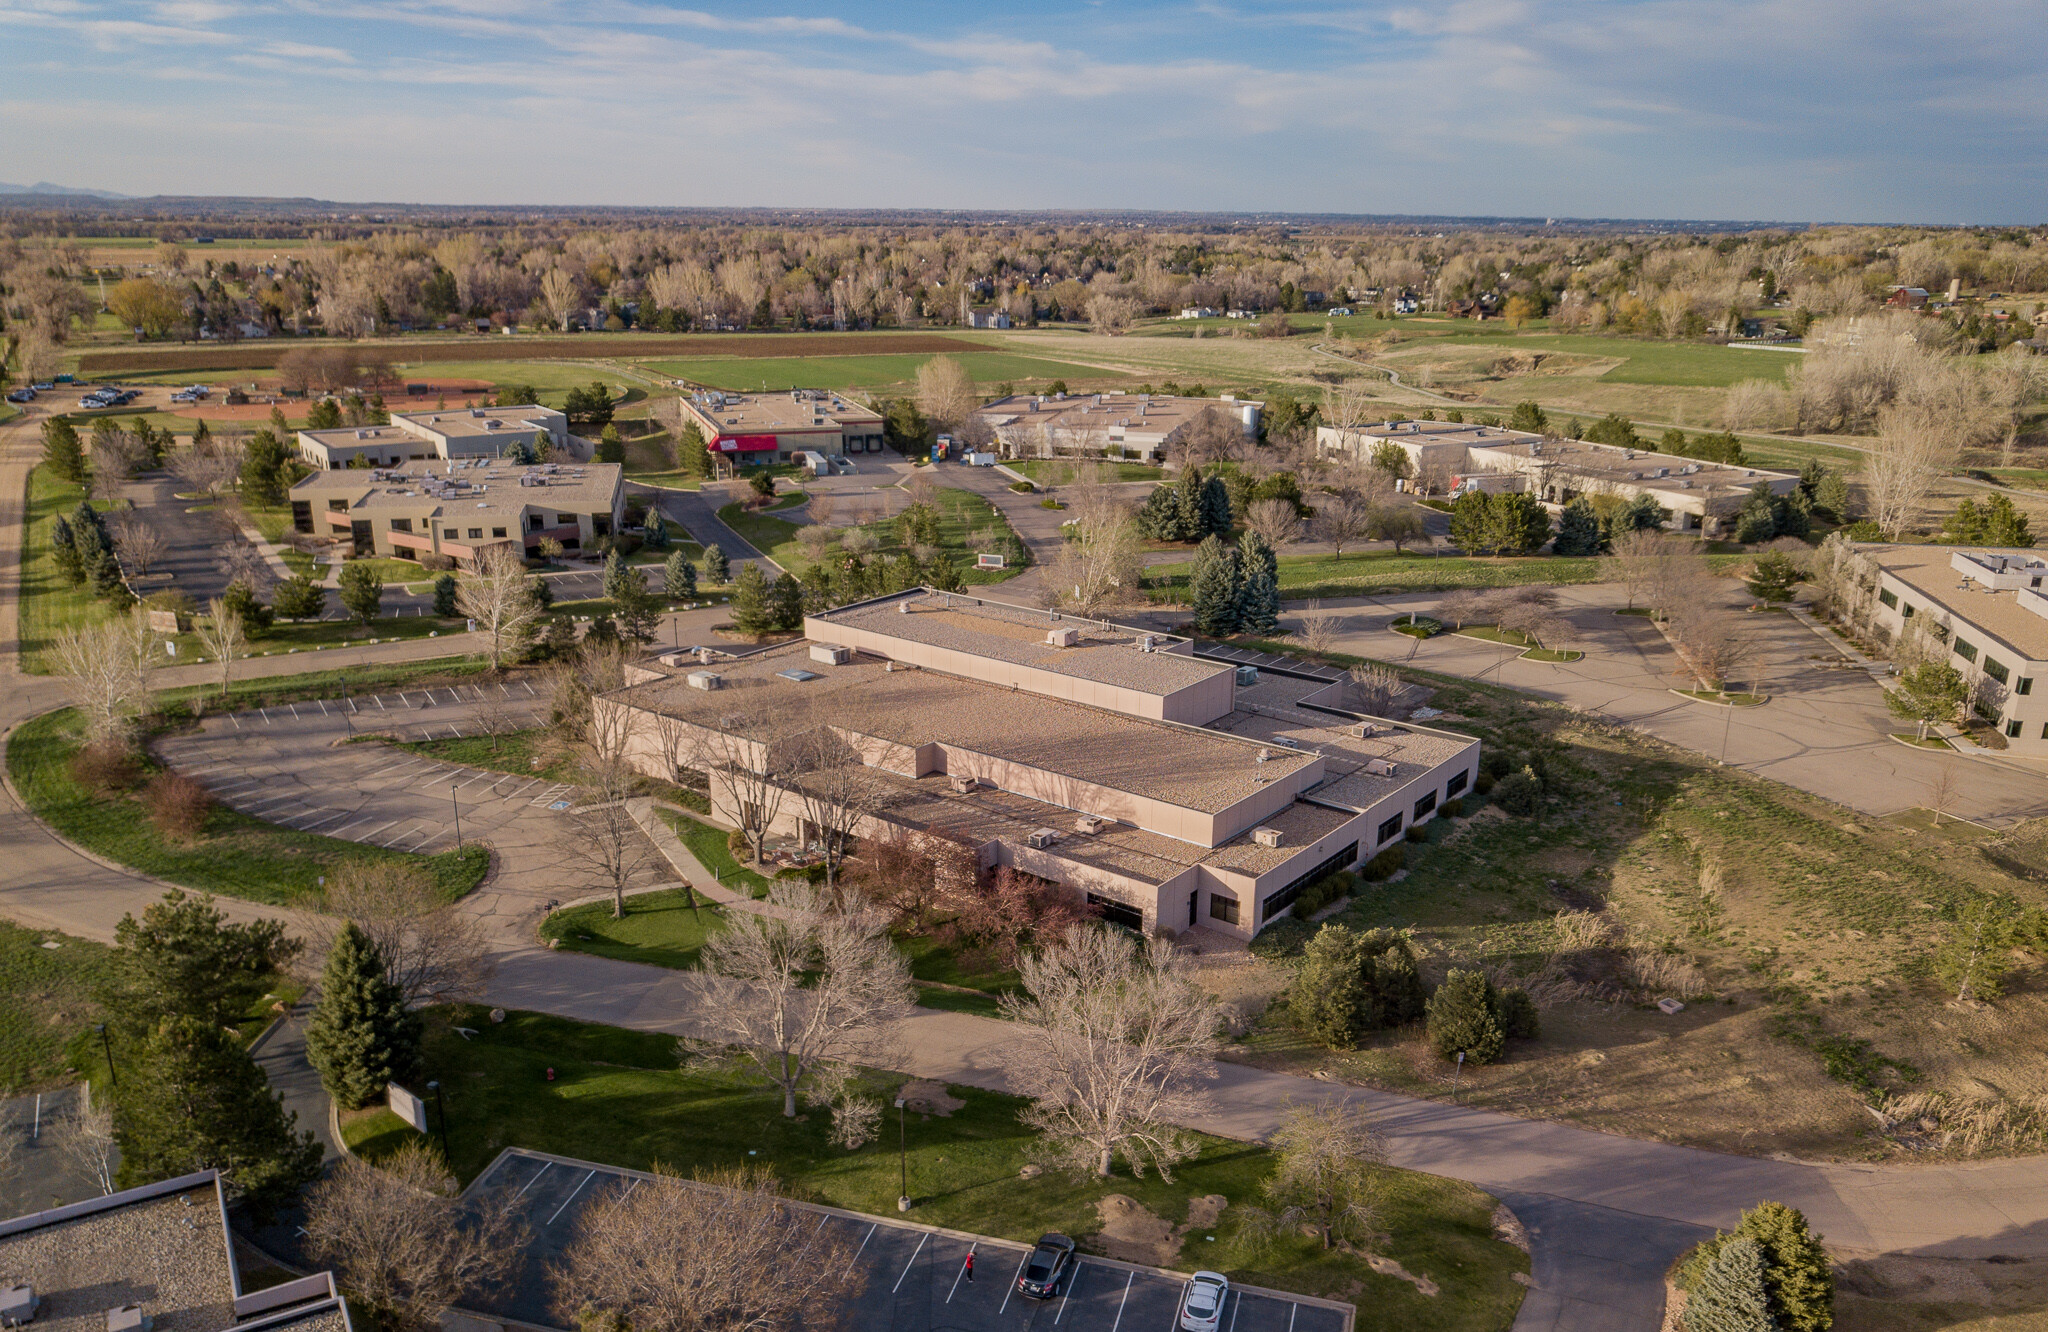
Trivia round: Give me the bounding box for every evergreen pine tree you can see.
[1136,485,1178,540]
[304,923,421,1112]
[1735,482,1779,543]
[1684,1237,1777,1332]
[1797,457,1826,503]
[116,1015,323,1218]
[1170,468,1206,542]
[1426,968,1505,1063]
[1233,531,1280,635]
[729,562,774,635]
[1815,471,1850,522]
[601,548,631,603]
[703,543,730,583]
[1735,1203,1833,1332]
[1189,534,1240,637]
[1199,474,1234,536]
[432,572,459,617]
[1983,494,2035,548]
[597,423,625,464]
[42,418,87,483]
[645,509,669,549]
[1552,496,1606,556]
[664,548,697,599]
[50,514,83,584]
[771,571,805,630]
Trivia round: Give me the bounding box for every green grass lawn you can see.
[661,809,771,897]
[541,889,724,969]
[346,1006,1526,1325]
[720,487,1027,587]
[1010,459,1164,483]
[8,708,489,908]
[640,351,1120,393]
[0,920,112,1095]
[170,611,462,662]
[394,729,583,782]
[1150,551,1606,599]
[19,466,123,673]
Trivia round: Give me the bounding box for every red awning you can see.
[715,433,779,453]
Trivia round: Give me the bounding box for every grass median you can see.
[342,1005,1526,1327]
[8,707,489,908]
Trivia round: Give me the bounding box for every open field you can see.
[341,1005,1526,1323]
[640,350,1119,392]
[0,921,110,1095]
[722,486,1028,587]
[76,332,992,377]
[1212,641,2048,1161]
[19,467,121,672]
[8,707,490,908]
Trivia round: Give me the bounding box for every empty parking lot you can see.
[461,1149,1352,1332]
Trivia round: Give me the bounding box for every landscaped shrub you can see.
[1481,751,1515,779]
[1290,925,1429,1048]
[1674,1202,1835,1332]
[1289,870,1356,919]
[1009,480,1034,493]
[1474,772,1496,795]
[1248,917,1314,959]
[1405,823,1430,843]
[727,826,751,857]
[1440,797,1465,818]
[417,553,456,572]
[142,770,214,840]
[1361,845,1406,880]
[1392,615,1442,639]
[1498,987,1541,1040]
[70,741,141,794]
[1426,968,1504,1063]
[1495,769,1542,816]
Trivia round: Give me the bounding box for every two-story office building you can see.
[1866,545,2048,753]
[289,459,624,567]
[675,389,886,466]
[598,590,1479,939]
[970,392,1262,463]
[295,405,572,470]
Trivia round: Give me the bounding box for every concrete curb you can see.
[1666,688,1770,708]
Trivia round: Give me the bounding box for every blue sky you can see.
[2,0,2043,222]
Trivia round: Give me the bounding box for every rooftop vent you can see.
[1074,814,1107,835]
[3,1284,39,1326]
[686,671,722,691]
[1252,826,1284,848]
[776,669,821,683]
[1026,828,1061,849]
[1047,626,1082,647]
[106,1307,148,1332]
[1364,758,1397,777]
[1255,748,1272,763]
[949,775,978,794]
[810,643,853,666]
[1137,635,1157,652]
[1235,665,1259,686]
[1352,722,1378,738]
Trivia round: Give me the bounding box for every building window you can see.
[1208,894,1240,926]
[1085,892,1144,932]
[492,527,507,538]
[556,514,575,526]
[328,499,348,512]
[1956,640,1977,662]
[390,518,412,533]
[1413,790,1438,820]
[2019,678,2034,696]
[1377,814,1404,844]
[467,528,483,539]
[528,515,543,530]
[1902,603,1915,618]
[1985,657,2010,685]
[2007,719,2023,738]
[1879,588,1898,609]
[1260,840,1360,923]
[1446,769,1469,797]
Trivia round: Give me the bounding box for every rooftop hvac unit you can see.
[810,643,853,666]
[1364,758,1397,777]
[1352,722,1378,738]
[1026,828,1061,849]
[686,671,722,691]
[1046,626,1082,647]
[949,775,978,794]
[1074,814,1107,835]
[1252,827,1284,848]
[1137,635,1157,652]
[1236,665,1259,686]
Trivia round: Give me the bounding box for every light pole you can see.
[895,1096,910,1212]
[428,1079,452,1162]
[1719,693,1735,764]
[451,788,462,849]
[96,1024,117,1089]
[1453,1050,1466,1101]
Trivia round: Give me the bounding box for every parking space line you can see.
[260,708,270,723]
[246,794,300,813]
[457,771,498,790]
[892,1232,929,1293]
[852,1222,877,1261]
[376,696,387,711]
[1287,1304,1296,1332]
[395,828,437,851]
[945,1243,978,1303]
[1054,1266,1083,1323]
[289,703,299,719]
[328,816,375,839]
[351,820,399,843]
[297,811,349,831]
[1108,1271,1135,1332]
[1226,1291,1241,1332]
[513,1161,553,1200]
[999,1250,1030,1315]
[545,1170,598,1226]
[318,699,328,715]
[446,725,463,739]
[230,714,241,729]
[379,824,426,848]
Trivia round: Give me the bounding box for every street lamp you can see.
[895,1096,910,1212]
[1453,1050,1466,1101]
[427,1080,452,1162]
[451,788,462,849]
[96,1024,117,1089]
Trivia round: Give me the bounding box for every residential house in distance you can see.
[290,458,623,566]
[964,310,1012,329]
[601,589,1478,939]
[1862,545,2048,754]
[971,392,1262,463]
[675,389,886,467]
[1316,419,1798,534]
[295,404,572,471]
[1887,286,1932,309]
[0,1171,353,1332]
[1178,306,1219,319]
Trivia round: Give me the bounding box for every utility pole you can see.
[96,1024,118,1089]
[451,788,462,848]
[895,1096,910,1212]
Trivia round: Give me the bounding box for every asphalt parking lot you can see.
[462,1149,1353,1332]
[155,681,567,854]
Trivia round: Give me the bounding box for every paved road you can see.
[633,482,777,572]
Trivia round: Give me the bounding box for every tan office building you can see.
[1864,545,2048,754]
[296,405,572,470]
[972,392,1261,463]
[676,389,886,465]
[290,458,623,566]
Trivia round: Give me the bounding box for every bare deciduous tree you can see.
[52,1096,118,1196]
[1865,404,1957,539]
[683,881,913,1117]
[1308,494,1372,559]
[789,721,890,891]
[302,860,493,1006]
[304,1141,527,1332]
[110,515,166,578]
[52,611,155,747]
[1348,661,1404,715]
[1243,498,1303,550]
[458,545,542,671]
[1253,1102,1389,1252]
[914,355,977,429]
[1000,927,1221,1179]
[1928,759,1963,825]
[1046,487,1144,616]
[1291,600,1344,657]
[555,1166,866,1332]
[1435,587,1487,630]
[171,432,245,499]
[195,597,246,698]
[568,749,661,919]
[683,697,801,864]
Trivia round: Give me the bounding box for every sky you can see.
[1,0,2044,223]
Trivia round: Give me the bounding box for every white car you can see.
[1178,1272,1229,1332]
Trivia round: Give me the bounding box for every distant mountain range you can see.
[0,181,130,199]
